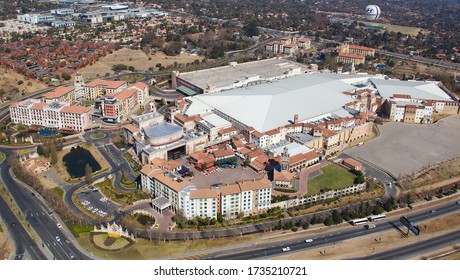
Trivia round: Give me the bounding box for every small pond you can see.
[63,146,101,178]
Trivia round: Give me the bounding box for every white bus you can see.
[351,218,368,226]
[368,214,386,222]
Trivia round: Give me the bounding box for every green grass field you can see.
[307,164,356,195]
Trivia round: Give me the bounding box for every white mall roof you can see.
[185,74,358,132]
[371,79,452,101]
[200,113,231,129]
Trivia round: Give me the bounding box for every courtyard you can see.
[344,116,460,178]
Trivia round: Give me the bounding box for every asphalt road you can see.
[205,201,460,260]
[359,228,460,260]
[0,194,46,260]
[0,148,92,260]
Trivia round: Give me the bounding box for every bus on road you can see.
[351,218,368,226]
[368,214,386,222]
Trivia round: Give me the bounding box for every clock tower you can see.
[280,146,290,172]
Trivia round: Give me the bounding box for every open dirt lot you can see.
[345,116,460,178]
[0,67,47,98]
[79,48,204,80]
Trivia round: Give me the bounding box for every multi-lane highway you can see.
[0,148,93,260]
[360,228,460,260]
[0,194,46,260]
[203,201,460,260]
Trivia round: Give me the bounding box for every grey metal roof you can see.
[178,58,307,91]
[143,123,182,139]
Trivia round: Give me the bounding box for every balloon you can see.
[364,5,381,21]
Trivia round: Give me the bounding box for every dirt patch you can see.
[0,66,47,99]
[0,231,13,260]
[384,24,424,37]
[78,48,204,80]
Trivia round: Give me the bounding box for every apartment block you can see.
[84,79,127,101]
[10,98,92,132]
[42,86,76,104]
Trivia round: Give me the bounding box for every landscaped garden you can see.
[95,179,149,205]
[307,164,357,195]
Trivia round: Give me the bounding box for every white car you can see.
[282,247,291,252]
[55,236,60,242]
[305,239,313,243]
[56,223,62,228]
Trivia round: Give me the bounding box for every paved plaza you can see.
[344,116,460,178]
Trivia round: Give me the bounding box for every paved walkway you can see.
[272,160,331,197]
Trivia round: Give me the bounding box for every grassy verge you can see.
[432,113,451,123]
[0,224,3,232]
[76,230,266,260]
[123,152,141,175]
[0,151,5,163]
[121,175,137,189]
[119,74,146,83]
[52,187,64,200]
[307,164,356,195]
[96,179,149,205]
[67,223,94,238]
[91,132,106,139]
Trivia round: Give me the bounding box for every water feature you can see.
[63,146,101,178]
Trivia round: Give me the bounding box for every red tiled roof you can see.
[85,79,126,89]
[218,126,237,136]
[338,52,365,59]
[289,150,318,165]
[113,88,137,102]
[274,172,294,182]
[190,188,220,199]
[60,105,91,114]
[43,87,74,99]
[343,158,362,168]
[131,82,148,90]
[213,149,235,158]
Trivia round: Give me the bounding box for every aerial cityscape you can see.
[1,0,460,264]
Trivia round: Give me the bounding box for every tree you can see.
[61,73,71,80]
[49,145,57,164]
[111,64,128,73]
[36,145,44,155]
[217,213,224,223]
[85,163,93,184]
[243,21,259,37]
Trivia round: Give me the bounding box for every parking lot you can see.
[76,190,120,218]
[344,116,460,178]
